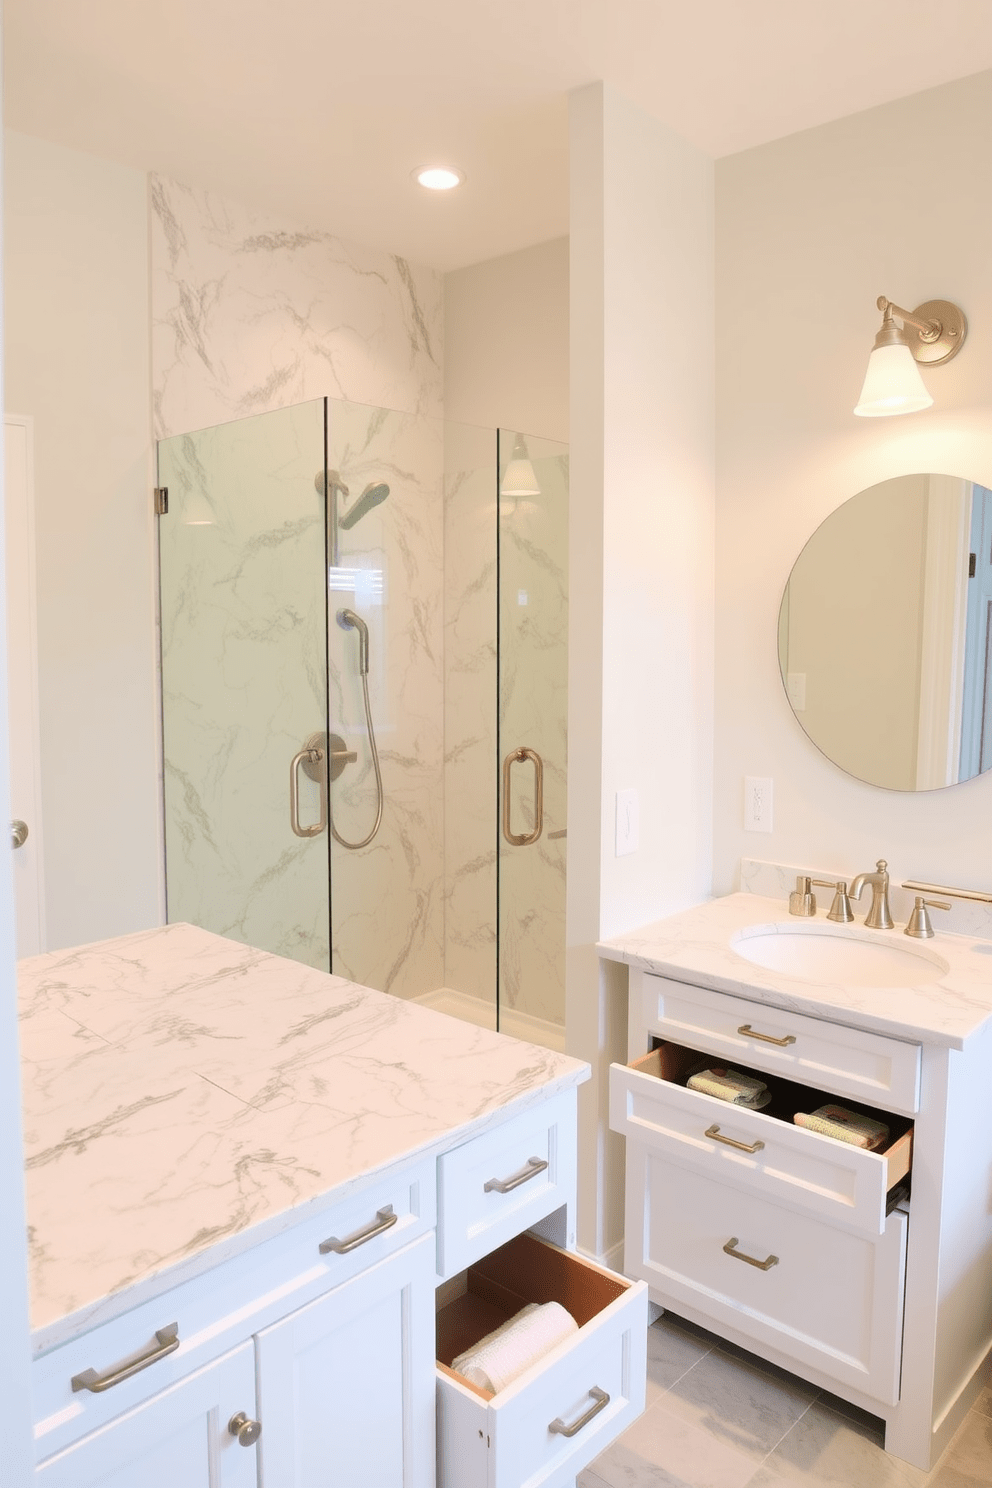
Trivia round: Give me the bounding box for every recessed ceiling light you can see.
[414,166,464,192]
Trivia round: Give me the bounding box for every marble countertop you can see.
[598,892,992,1050]
[19,924,588,1351]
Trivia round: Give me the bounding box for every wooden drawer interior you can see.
[436,1233,630,1401]
[631,1041,913,1198]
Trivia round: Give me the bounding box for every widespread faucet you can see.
[849,858,894,929]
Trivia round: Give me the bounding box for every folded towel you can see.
[687,1066,770,1108]
[451,1301,577,1394]
[794,1105,889,1150]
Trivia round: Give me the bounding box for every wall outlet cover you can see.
[744,776,773,833]
[616,789,639,856]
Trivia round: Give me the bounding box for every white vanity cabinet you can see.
[609,961,992,1472]
[34,1341,258,1488]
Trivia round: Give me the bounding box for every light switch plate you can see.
[744,776,773,833]
[616,789,639,856]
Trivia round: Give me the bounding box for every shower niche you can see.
[158,398,568,1048]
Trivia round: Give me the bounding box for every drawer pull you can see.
[484,1156,548,1194]
[723,1236,779,1271]
[549,1385,610,1437]
[319,1204,397,1254]
[705,1124,765,1154]
[228,1412,262,1447]
[738,1023,797,1047]
[71,1323,180,1393]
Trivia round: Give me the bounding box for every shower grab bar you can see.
[502,746,543,846]
[290,743,327,838]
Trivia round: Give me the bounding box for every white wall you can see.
[715,71,992,894]
[568,83,715,1258]
[4,132,161,951]
[444,238,569,442]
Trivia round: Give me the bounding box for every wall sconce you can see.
[499,435,540,498]
[854,295,967,417]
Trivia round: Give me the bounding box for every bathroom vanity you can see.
[601,886,992,1472]
[20,924,647,1487]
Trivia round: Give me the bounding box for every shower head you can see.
[338,607,370,675]
[339,481,390,530]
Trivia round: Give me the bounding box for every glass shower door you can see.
[497,430,569,1049]
[158,400,330,968]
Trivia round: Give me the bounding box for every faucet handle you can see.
[904,896,951,940]
[789,875,816,917]
[813,879,854,924]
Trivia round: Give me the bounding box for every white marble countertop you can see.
[598,892,992,1050]
[19,924,588,1351]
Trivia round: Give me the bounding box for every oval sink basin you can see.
[731,926,948,987]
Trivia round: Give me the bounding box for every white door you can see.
[255,1231,436,1488]
[35,1341,258,1487]
[4,414,45,956]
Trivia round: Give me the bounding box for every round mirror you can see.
[778,474,992,791]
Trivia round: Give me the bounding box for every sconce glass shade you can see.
[854,341,934,417]
[500,436,540,496]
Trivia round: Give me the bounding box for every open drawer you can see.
[436,1234,647,1488]
[610,1043,912,1238]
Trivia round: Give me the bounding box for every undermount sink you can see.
[730,924,949,987]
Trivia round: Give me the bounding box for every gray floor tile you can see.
[660,1345,816,1464]
[812,1388,886,1435]
[577,1471,613,1488]
[589,1398,759,1488]
[752,1399,928,1488]
[972,1387,992,1420]
[646,1314,715,1402]
[925,1409,992,1487]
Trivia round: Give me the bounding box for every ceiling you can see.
[6,1,992,271]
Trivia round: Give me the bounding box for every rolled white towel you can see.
[451,1301,577,1394]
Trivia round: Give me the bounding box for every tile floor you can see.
[579,1312,992,1488]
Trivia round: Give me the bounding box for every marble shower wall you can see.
[442,424,498,1011]
[150,175,443,440]
[327,402,444,998]
[152,179,445,997]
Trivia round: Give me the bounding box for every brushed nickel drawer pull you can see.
[723,1236,779,1271]
[706,1124,765,1154]
[319,1204,397,1254]
[71,1323,180,1393]
[738,1023,796,1047]
[549,1385,610,1437]
[484,1156,548,1194]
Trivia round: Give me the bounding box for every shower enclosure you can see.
[157,398,567,1046]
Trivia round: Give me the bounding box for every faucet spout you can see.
[849,858,894,930]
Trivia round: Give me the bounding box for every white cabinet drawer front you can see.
[610,1057,911,1237]
[437,1246,647,1488]
[642,975,921,1115]
[437,1092,577,1277]
[625,1149,907,1405]
[256,1231,436,1488]
[36,1340,257,1487]
[33,1158,435,1460]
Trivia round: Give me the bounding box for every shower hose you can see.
[331,664,384,850]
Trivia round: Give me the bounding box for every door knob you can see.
[11,820,28,849]
[228,1411,262,1447]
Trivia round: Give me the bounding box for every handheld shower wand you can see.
[332,608,383,849]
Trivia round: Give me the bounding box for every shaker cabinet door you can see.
[255,1230,436,1488]
[35,1341,258,1488]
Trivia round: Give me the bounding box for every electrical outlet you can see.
[616,789,639,856]
[744,776,773,833]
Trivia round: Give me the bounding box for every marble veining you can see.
[19,924,587,1349]
[598,891,992,1049]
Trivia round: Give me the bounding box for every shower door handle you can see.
[290,745,327,838]
[502,747,543,846]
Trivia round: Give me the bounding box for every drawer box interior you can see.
[436,1233,630,1401]
[631,1041,913,1197]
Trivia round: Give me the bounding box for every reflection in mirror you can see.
[778,474,992,791]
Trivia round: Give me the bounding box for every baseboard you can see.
[412,986,566,1052]
[577,1238,626,1274]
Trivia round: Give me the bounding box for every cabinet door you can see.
[256,1230,436,1488]
[36,1341,257,1488]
